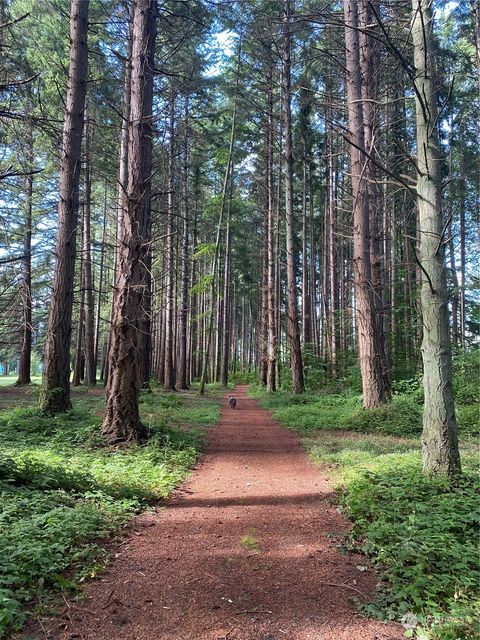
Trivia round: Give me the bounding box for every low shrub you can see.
[339,365,363,393]
[344,395,423,436]
[0,389,220,637]
[254,387,423,438]
[252,383,480,639]
[344,461,480,639]
[272,396,360,433]
[0,486,136,633]
[456,404,480,437]
[257,386,477,440]
[453,350,479,406]
[392,376,424,404]
[230,371,257,384]
[306,435,480,640]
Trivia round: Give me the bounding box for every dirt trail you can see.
[37,385,402,640]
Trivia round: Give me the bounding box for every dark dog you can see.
[228,395,237,409]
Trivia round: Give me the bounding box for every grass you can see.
[0,384,221,638]
[0,376,42,387]
[240,529,260,554]
[249,386,479,438]
[250,385,480,640]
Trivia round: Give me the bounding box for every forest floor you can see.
[23,385,402,640]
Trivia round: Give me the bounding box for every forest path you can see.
[39,385,402,640]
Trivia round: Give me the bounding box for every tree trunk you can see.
[102,0,156,443]
[189,167,200,382]
[411,0,461,475]
[104,10,133,389]
[282,0,304,394]
[83,114,96,386]
[266,64,277,393]
[321,199,329,362]
[40,0,89,414]
[301,160,311,346]
[344,0,385,408]
[458,158,466,348]
[475,0,480,97]
[359,0,391,399]
[94,183,108,369]
[258,229,268,386]
[275,77,283,387]
[220,199,232,387]
[177,96,190,389]
[447,137,459,347]
[157,300,166,384]
[326,114,338,377]
[115,8,133,278]
[215,262,224,383]
[164,96,176,390]
[309,183,318,356]
[448,223,460,347]
[138,243,152,389]
[16,123,33,386]
[72,209,85,387]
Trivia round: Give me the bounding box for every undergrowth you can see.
[250,384,480,640]
[249,383,479,437]
[0,387,220,637]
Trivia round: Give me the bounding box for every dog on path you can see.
[228,395,237,409]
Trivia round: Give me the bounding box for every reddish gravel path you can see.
[37,386,403,640]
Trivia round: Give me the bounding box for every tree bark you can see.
[94,183,108,369]
[458,157,466,348]
[266,61,277,392]
[177,96,190,389]
[282,0,304,394]
[214,259,224,383]
[259,234,268,386]
[309,182,318,355]
[344,0,385,408]
[102,0,156,443]
[301,161,310,346]
[40,0,89,414]
[103,13,133,389]
[359,0,391,399]
[189,165,200,382]
[83,113,96,385]
[72,209,85,387]
[326,111,338,377]
[411,0,461,475]
[16,123,33,386]
[220,198,232,387]
[164,96,176,390]
[138,236,152,388]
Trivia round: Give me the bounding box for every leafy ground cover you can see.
[249,386,478,438]
[250,383,480,640]
[0,385,221,637]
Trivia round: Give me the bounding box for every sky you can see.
[204,30,236,78]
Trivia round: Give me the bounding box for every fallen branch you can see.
[235,609,273,615]
[61,593,100,617]
[102,589,115,609]
[317,581,368,600]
